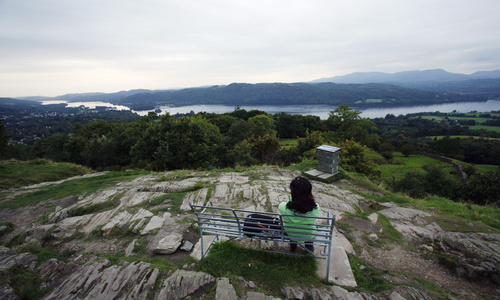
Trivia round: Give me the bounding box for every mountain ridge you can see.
[311,68,500,84]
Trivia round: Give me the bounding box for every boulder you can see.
[216,277,238,300]
[154,232,183,254]
[155,270,215,300]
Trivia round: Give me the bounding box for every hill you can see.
[1,163,499,299]
[113,82,487,110]
[311,69,500,97]
[8,69,498,111]
[311,69,500,84]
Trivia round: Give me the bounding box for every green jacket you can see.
[278,200,320,242]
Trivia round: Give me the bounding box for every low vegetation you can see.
[197,241,320,294]
[0,169,150,210]
[0,159,91,190]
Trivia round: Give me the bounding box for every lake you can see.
[42,99,500,119]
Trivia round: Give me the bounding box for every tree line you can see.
[1,105,499,206]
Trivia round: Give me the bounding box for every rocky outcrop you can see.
[2,168,499,299]
[42,259,158,300]
[380,205,500,283]
[155,269,215,300]
[437,232,500,281]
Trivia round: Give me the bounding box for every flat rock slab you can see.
[216,277,238,300]
[305,169,336,179]
[379,207,430,224]
[154,232,183,254]
[141,215,165,235]
[156,270,215,300]
[190,235,229,260]
[317,245,357,287]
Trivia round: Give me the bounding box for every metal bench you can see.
[190,202,336,281]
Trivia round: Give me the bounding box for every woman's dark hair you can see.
[287,176,317,213]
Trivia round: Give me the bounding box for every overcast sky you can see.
[1,0,500,97]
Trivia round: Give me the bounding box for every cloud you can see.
[1,0,500,97]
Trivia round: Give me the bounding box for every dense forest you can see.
[115,82,490,110]
[1,102,499,206]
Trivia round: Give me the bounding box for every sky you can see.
[1,0,500,98]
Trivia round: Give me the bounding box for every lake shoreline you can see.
[41,99,500,119]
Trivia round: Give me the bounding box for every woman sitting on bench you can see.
[278,176,320,253]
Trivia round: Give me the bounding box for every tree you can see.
[164,116,222,169]
[378,143,395,160]
[296,131,324,157]
[399,144,416,157]
[248,115,277,137]
[326,104,378,145]
[338,138,376,174]
[247,135,281,164]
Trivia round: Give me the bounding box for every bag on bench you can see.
[243,214,280,238]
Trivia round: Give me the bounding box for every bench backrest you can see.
[190,202,335,246]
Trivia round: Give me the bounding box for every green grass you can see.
[373,153,450,182]
[469,125,500,132]
[376,213,403,244]
[72,197,121,216]
[285,159,317,172]
[415,115,491,123]
[475,164,500,172]
[0,159,92,190]
[361,192,500,232]
[444,116,491,123]
[347,254,393,293]
[0,265,52,299]
[279,139,298,146]
[428,135,500,140]
[355,99,383,104]
[197,241,321,293]
[0,170,150,210]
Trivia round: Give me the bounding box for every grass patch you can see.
[355,99,383,104]
[0,159,92,190]
[72,197,121,216]
[475,164,500,172]
[197,241,321,293]
[0,222,14,238]
[414,196,500,231]
[0,170,150,210]
[469,125,500,132]
[0,265,52,299]
[377,213,403,244]
[17,243,74,267]
[373,153,451,182]
[428,135,500,140]
[285,159,317,172]
[362,192,500,232]
[280,139,298,150]
[348,254,393,293]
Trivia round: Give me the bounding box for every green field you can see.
[475,164,500,172]
[374,153,452,182]
[469,125,500,132]
[0,159,91,190]
[355,99,383,104]
[428,135,500,140]
[413,113,500,133]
